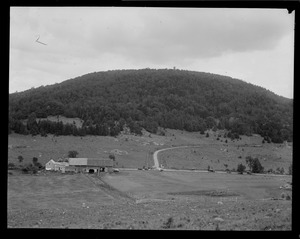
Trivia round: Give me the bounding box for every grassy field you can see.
[103,170,291,201]
[7,171,115,211]
[7,129,293,229]
[8,129,292,172]
[7,170,292,229]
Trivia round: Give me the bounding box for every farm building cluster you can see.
[45,158,114,174]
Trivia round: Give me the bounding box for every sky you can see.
[10,7,294,98]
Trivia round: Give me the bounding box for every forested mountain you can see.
[9,68,293,142]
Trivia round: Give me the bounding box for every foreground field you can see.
[7,170,292,230]
[7,130,293,230]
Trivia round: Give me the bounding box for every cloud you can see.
[85,8,293,63]
[9,7,294,98]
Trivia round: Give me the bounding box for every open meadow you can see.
[7,169,292,230]
[8,129,292,172]
[7,129,293,230]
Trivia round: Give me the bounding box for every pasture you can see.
[8,129,292,172]
[7,129,293,229]
[7,170,292,229]
[103,170,291,201]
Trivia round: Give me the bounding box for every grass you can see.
[103,170,291,201]
[158,131,292,172]
[7,169,292,229]
[7,172,115,211]
[7,127,293,230]
[8,129,292,173]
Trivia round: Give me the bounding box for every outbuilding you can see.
[68,158,114,174]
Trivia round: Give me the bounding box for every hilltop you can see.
[9,69,293,143]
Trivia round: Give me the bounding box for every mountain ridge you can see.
[9,68,293,142]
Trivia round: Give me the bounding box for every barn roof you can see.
[68,158,113,167]
[87,158,113,167]
[68,158,87,165]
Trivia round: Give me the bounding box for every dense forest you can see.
[9,68,293,143]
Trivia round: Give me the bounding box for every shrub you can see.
[109,154,116,161]
[268,168,274,174]
[162,217,174,229]
[206,132,209,138]
[32,157,38,165]
[237,163,246,174]
[276,167,284,175]
[8,163,15,169]
[34,162,44,169]
[22,167,29,173]
[68,150,79,158]
[18,155,24,163]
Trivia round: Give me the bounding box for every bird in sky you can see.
[35,35,47,45]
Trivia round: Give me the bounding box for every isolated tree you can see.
[32,157,38,165]
[237,163,246,174]
[18,155,24,163]
[224,164,228,170]
[109,154,116,161]
[68,150,79,158]
[246,156,264,173]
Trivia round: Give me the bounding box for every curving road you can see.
[153,145,201,170]
[152,145,291,177]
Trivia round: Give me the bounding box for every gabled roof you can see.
[87,158,113,167]
[68,158,113,167]
[68,158,87,165]
[46,160,68,166]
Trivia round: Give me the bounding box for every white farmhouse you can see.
[45,159,69,173]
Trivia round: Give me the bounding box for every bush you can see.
[109,154,116,161]
[8,163,15,169]
[276,167,284,175]
[22,167,29,173]
[162,217,174,229]
[18,155,24,163]
[34,162,44,169]
[267,168,274,174]
[21,163,39,174]
[206,132,209,138]
[68,150,79,158]
[32,157,38,165]
[237,163,246,174]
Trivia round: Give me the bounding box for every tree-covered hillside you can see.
[9,69,293,142]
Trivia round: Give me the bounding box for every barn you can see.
[67,158,114,174]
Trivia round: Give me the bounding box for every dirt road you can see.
[153,146,197,169]
[152,146,290,177]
